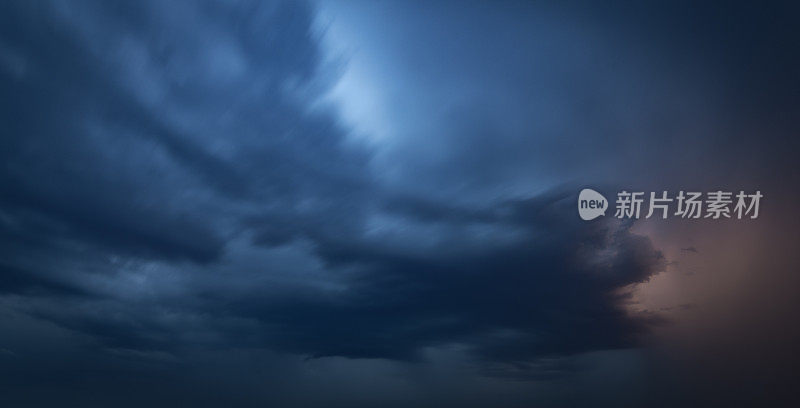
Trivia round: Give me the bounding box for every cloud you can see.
[0,0,669,391]
[0,0,375,262]
[328,189,668,365]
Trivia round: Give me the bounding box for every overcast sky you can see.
[1,1,798,407]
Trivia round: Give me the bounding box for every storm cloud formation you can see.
[0,0,663,371]
[1,0,798,407]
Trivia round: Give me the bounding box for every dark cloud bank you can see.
[0,1,797,407]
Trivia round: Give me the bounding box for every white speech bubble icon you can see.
[578,189,607,220]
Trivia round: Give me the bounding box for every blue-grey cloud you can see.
[1,0,798,407]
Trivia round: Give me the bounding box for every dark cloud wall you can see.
[0,0,798,407]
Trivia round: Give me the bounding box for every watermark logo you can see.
[578,189,762,220]
[578,188,608,220]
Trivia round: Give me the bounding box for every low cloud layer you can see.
[0,0,665,376]
[2,0,797,407]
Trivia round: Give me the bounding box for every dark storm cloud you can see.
[0,0,686,396]
[1,1,223,263]
[235,189,666,367]
[0,0,371,264]
[0,262,89,298]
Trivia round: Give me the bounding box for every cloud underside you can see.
[0,0,666,378]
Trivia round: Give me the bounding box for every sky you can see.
[0,1,798,407]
